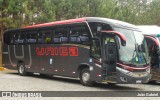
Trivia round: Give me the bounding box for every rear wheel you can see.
[80,68,94,86]
[18,63,27,76]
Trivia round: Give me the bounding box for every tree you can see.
[146,0,160,25]
[0,0,24,41]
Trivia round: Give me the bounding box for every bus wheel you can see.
[80,68,94,86]
[148,80,156,84]
[18,63,26,76]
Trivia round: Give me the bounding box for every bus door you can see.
[102,35,117,81]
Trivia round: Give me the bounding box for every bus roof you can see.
[23,18,86,29]
[23,17,137,30]
[137,25,160,36]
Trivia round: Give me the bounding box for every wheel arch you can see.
[17,60,24,68]
[77,63,90,78]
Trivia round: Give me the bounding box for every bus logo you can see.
[36,47,79,56]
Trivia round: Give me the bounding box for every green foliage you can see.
[0,0,160,33]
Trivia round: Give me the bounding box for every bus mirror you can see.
[105,43,116,64]
[145,36,159,46]
[101,31,126,46]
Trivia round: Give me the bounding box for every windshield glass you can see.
[134,31,149,64]
[115,28,149,65]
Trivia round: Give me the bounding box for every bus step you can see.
[105,76,116,81]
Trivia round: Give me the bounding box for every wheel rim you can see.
[19,65,24,74]
[82,72,90,83]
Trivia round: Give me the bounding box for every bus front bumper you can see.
[116,67,151,84]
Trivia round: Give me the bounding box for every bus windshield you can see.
[115,28,149,65]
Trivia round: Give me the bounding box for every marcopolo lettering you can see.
[36,47,79,56]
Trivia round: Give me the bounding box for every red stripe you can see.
[101,30,126,42]
[117,63,149,70]
[145,36,159,46]
[23,18,86,29]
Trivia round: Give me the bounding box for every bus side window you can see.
[4,32,14,45]
[9,34,14,44]
[91,39,101,58]
[89,22,112,38]
[69,28,80,43]
[37,32,44,44]
[18,33,25,44]
[60,28,69,43]
[26,33,36,44]
[54,28,69,44]
[44,31,52,44]
[14,33,19,44]
[79,32,89,45]
[69,26,90,45]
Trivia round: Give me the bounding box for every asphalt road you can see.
[0,69,160,99]
[0,69,160,91]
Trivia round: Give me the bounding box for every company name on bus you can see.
[36,47,79,56]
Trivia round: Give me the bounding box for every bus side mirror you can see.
[105,43,116,64]
[101,31,126,46]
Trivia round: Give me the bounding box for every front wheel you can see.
[80,68,94,86]
[148,80,156,84]
[18,63,27,76]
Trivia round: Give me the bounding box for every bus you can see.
[138,25,160,82]
[2,17,150,86]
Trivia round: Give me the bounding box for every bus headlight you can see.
[128,72,148,78]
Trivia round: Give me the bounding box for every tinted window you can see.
[4,32,14,45]
[89,22,112,38]
[91,39,101,58]
[14,32,25,44]
[69,26,90,45]
[37,32,44,44]
[18,33,25,44]
[43,30,52,44]
[26,32,37,44]
[53,28,69,43]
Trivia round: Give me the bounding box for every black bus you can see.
[138,25,160,82]
[2,17,150,86]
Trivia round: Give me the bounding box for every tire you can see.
[148,80,156,84]
[18,63,27,76]
[80,68,94,86]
